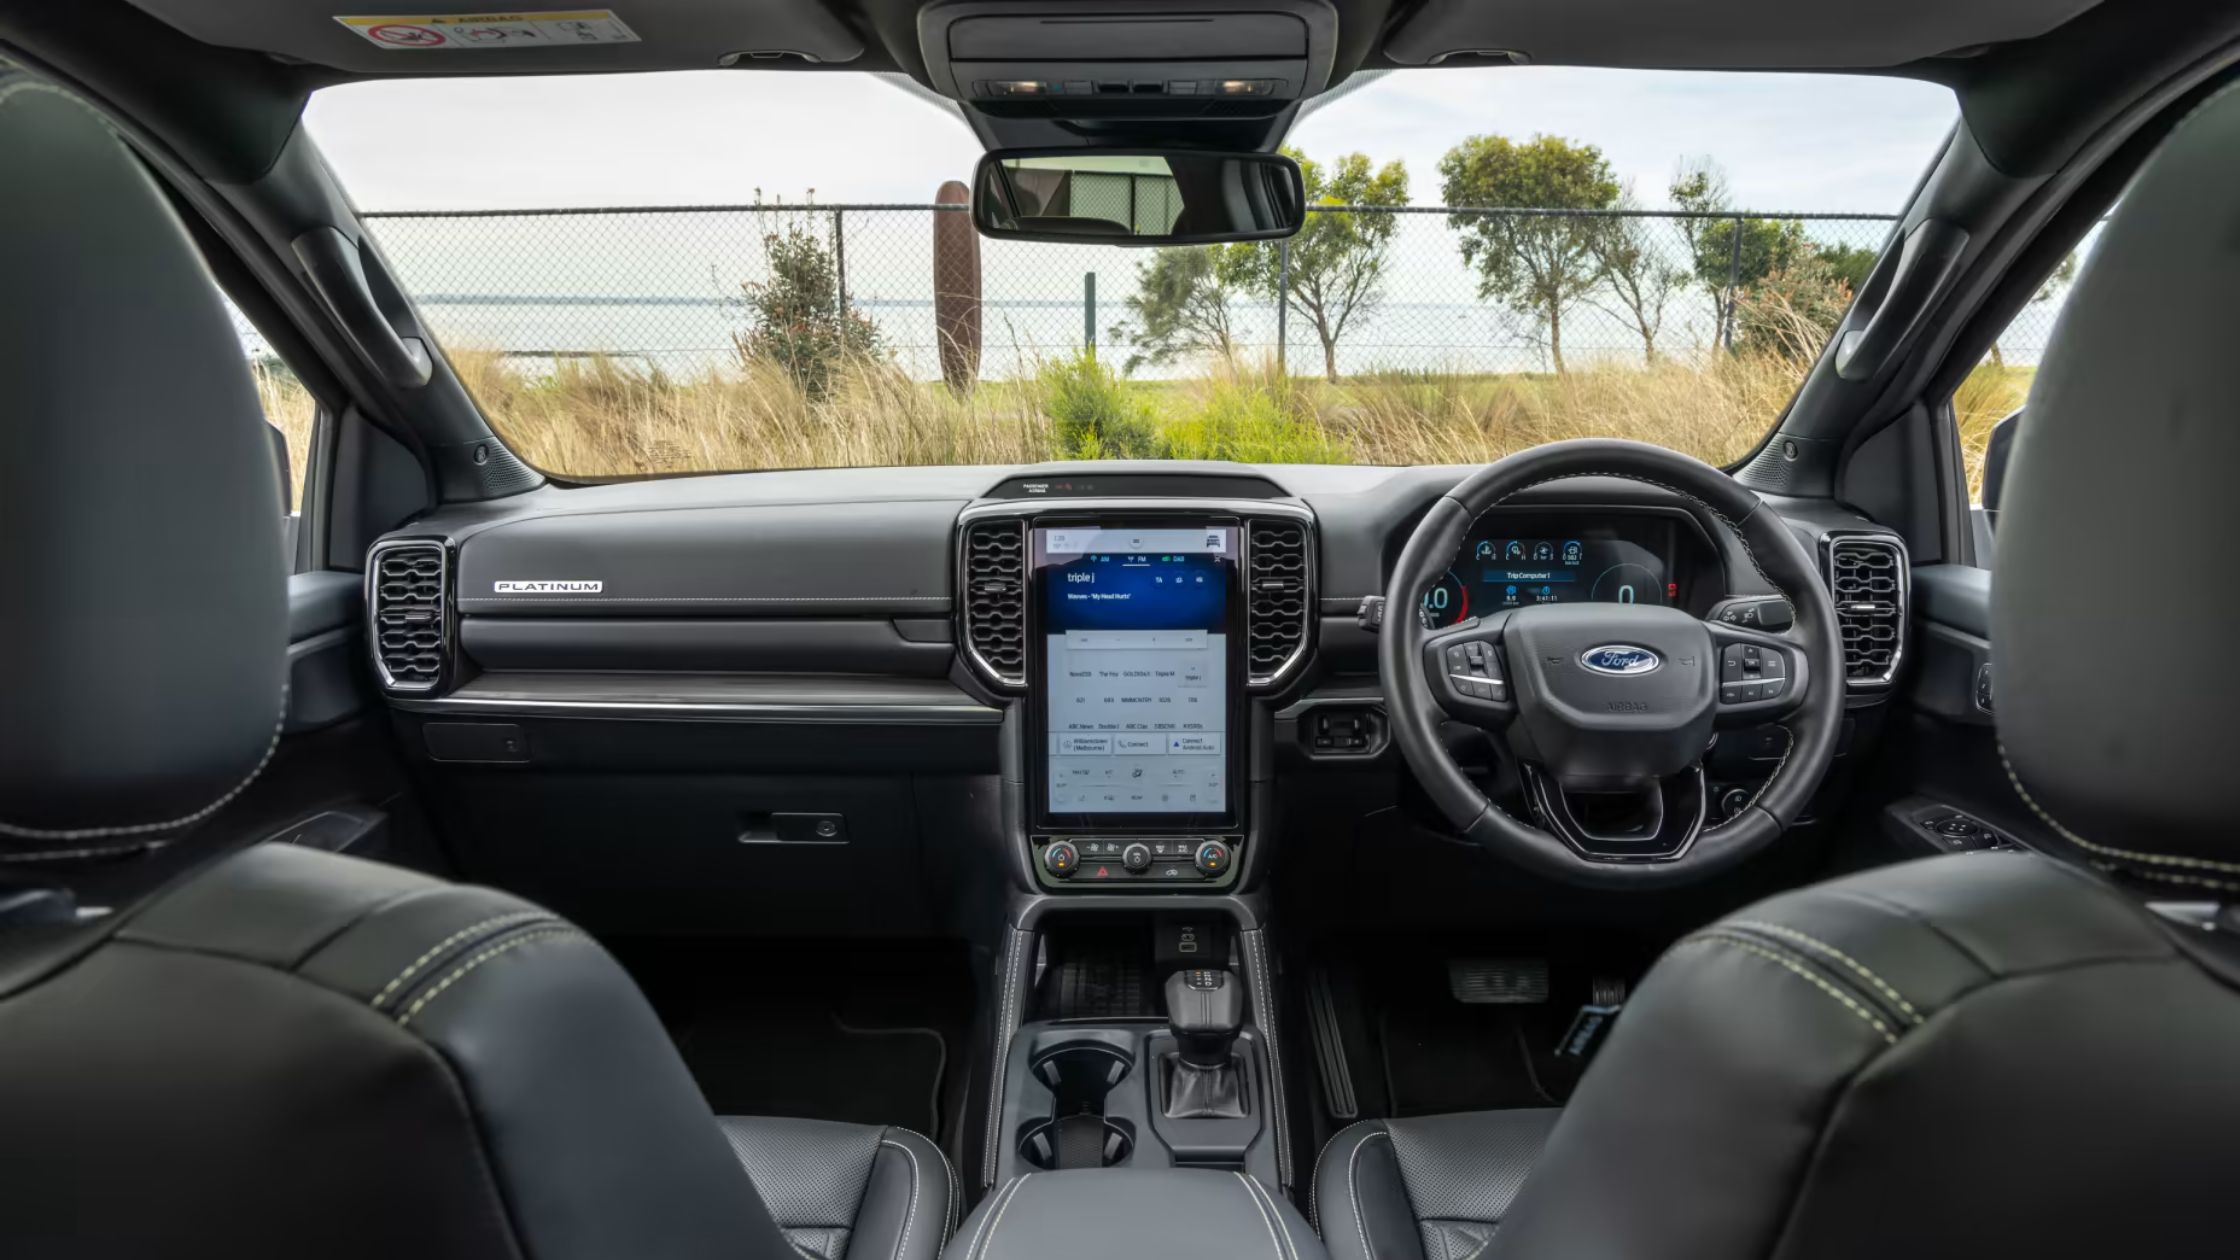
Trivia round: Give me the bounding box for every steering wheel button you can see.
[1760,652,1786,678]
[1720,683,1748,704]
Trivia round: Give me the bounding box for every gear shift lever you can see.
[1164,968,1247,1118]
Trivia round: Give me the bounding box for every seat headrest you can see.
[1993,82,2240,890]
[0,71,287,858]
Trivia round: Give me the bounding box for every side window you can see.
[1951,230,2098,513]
[224,297,318,561]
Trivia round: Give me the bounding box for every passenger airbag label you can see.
[334,12,640,51]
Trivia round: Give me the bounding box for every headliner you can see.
[121,0,2103,83]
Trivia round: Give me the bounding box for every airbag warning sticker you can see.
[335,11,639,50]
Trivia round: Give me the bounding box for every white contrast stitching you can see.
[1688,935,1897,1046]
[878,1139,921,1260]
[1235,1171,1292,1260]
[1346,1128,1392,1260]
[1450,1226,1496,1260]
[1729,919,1921,1023]
[984,929,1021,1187]
[1246,931,1292,1186]
[1998,742,2240,880]
[370,911,556,1009]
[0,681,289,842]
[934,1133,959,1241]
[974,1173,1030,1260]
[1239,1172,1301,1260]
[960,1176,1019,1260]
[394,928,584,1027]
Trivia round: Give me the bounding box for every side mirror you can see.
[972,148,1305,246]
[1980,408,2020,528]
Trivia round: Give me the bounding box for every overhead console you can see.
[917,0,1338,119]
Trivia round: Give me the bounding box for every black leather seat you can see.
[1317,80,2240,1260]
[0,66,948,1260]
[1314,1111,1558,1260]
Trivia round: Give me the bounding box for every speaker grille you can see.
[1246,518,1311,687]
[370,541,448,693]
[1826,535,1906,687]
[961,519,1026,688]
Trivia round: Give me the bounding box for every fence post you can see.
[1084,271,1096,359]
[1276,237,1290,378]
[832,208,848,317]
[1720,213,1744,353]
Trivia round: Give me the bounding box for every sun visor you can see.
[123,0,865,74]
[1382,0,2101,69]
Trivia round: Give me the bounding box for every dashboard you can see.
[361,460,1896,931]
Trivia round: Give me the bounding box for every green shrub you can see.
[736,218,881,400]
[1039,351,1164,459]
[1160,372,1346,463]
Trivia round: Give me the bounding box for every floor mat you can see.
[611,940,971,1140]
[1377,1001,1570,1116]
[671,1008,947,1136]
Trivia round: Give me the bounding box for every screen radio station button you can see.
[1167,734,1223,755]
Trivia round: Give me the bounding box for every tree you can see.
[1818,242,1879,293]
[1120,246,1252,373]
[1439,134,1620,374]
[1989,250,2079,366]
[735,214,879,400]
[1229,149,1409,382]
[1669,157,1810,349]
[1585,186,1687,362]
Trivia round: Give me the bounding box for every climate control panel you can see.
[1034,836,1237,889]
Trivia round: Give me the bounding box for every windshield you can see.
[308,68,1961,477]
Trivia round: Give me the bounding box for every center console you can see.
[985,918,1282,1192]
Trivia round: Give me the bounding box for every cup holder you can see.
[1017,1114,1136,1170]
[1017,1041,1137,1170]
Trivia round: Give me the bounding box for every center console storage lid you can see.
[947,1169,1324,1260]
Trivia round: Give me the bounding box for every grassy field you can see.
[254,349,2031,499]
[253,360,317,508]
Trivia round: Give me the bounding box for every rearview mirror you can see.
[972,149,1305,246]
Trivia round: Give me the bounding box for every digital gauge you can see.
[1421,569,1468,627]
[1589,562,1663,606]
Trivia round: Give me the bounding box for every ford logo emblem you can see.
[1580,645,1663,676]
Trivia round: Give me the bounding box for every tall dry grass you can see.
[449,347,1818,479]
[1952,362,2033,501]
[252,360,317,506]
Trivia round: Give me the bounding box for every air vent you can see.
[1246,518,1312,687]
[1825,535,1907,688]
[961,519,1027,688]
[369,540,449,693]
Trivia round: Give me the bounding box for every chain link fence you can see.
[341,203,2075,383]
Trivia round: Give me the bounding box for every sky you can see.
[306,65,1959,214]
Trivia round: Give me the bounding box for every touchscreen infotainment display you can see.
[1033,525,1237,820]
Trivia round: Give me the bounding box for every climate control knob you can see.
[1121,843,1153,873]
[1194,840,1232,877]
[1042,841,1079,879]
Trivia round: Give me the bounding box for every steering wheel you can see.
[1381,439,1845,888]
